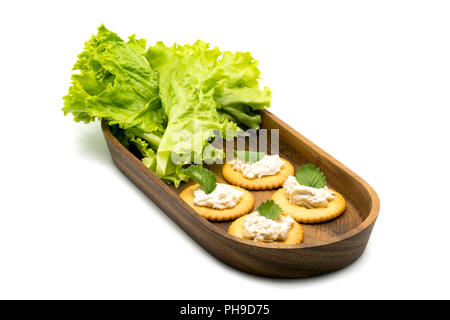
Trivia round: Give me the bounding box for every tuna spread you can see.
[283,176,334,208]
[242,211,295,242]
[193,183,243,209]
[231,155,284,179]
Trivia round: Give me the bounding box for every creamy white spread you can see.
[230,154,284,179]
[193,183,243,209]
[242,211,295,242]
[283,176,334,208]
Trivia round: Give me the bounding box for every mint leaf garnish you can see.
[257,200,283,220]
[295,164,327,189]
[183,165,217,194]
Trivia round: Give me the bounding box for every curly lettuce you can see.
[63,26,272,187]
[146,41,271,185]
[62,25,166,136]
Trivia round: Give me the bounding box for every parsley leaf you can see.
[235,150,266,163]
[182,165,217,194]
[295,164,327,189]
[257,200,283,220]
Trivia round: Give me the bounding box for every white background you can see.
[0,0,449,299]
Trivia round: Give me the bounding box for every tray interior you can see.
[112,109,373,247]
[173,166,362,247]
[169,136,366,247]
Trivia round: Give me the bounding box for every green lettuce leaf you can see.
[62,25,166,136]
[129,134,157,172]
[215,84,272,111]
[217,52,270,97]
[146,41,237,184]
[220,104,261,130]
[109,126,158,172]
[146,41,270,185]
[63,26,272,188]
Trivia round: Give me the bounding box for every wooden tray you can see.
[101,110,379,278]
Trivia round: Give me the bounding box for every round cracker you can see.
[222,158,294,190]
[271,188,346,223]
[179,184,254,221]
[228,213,303,244]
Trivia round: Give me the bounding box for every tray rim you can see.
[101,110,380,250]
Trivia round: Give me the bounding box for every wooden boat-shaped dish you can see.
[101,110,379,278]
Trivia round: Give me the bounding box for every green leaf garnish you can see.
[183,165,217,194]
[235,150,266,163]
[295,164,327,189]
[257,200,283,220]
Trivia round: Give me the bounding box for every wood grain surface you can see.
[101,110,380,278]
